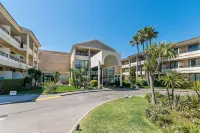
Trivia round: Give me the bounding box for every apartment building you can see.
[39,40,122,87]
[0,4,41,79]
[39,50,70,82]
[121,37,200,81]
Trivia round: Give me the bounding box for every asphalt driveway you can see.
[0,89,188,133]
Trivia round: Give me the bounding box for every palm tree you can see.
[147,27,158,45]
[144,42,177,104]
[130,34,142,79]
[161,71,188,101]
[191,81,200,102]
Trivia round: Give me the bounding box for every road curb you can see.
[68,97,119,133]
[0,100,34,105]
[60,89,113,96]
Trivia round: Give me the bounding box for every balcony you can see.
[163,65,200,73]
[0,50,26,70]
[122,64,129,68]
[0,25,20,48]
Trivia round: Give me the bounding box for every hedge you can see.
[90,80,98,87]
[0,79,24,95]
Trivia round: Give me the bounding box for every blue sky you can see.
[1,0,200,58]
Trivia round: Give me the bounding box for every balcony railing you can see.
[179,65,200,68]
[179,49,200,54]
[0,51,8,58]
[0,25,9,35]
[10,55,20,62]
[10,35,21,44]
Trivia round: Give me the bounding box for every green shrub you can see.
[87,86,94,90]
[100,84,103,89]
[42,81,57,94]
[69,78,74,85]
[136,79,148,86]
[90,80,98,87]
[122,80,130,87]
[154,80,164,87]
[0,79,24,94]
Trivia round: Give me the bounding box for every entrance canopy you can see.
[91,50,121,68]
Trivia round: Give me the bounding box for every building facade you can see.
[121,37,200,81]
[39,40,122,87]
[0,4,41,79]
[39,50,70,82]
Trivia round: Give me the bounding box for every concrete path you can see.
[0,89,189,133]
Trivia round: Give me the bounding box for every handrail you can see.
[0,25,9,35]
[10,35,21,44]
[10,55,20,62]
[0,51,8,58]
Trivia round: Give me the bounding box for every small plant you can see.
[69,78,74,86]
[90,80,98,87]
[100,84,103,89]
[87,86,94,90]
[42,81,57,94]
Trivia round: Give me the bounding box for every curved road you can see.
[0,89,185,133]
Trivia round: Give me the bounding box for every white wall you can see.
[0,71,12,79]
[0,47,10,55]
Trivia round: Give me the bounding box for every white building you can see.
[0,4,41,79]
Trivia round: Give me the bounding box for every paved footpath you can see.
[0,89,189,133]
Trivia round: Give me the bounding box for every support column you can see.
[120,66,122,86]
[26,34,29,70]
[36,48,39,69]
[32,42,35,68]
[88,49,91,81]
[98,61,100,89]
[102,68,103,85]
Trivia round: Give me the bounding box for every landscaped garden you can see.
[73,97,162,133]
[73,26,200,133]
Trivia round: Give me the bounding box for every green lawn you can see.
[18,86,80,94]
[74,97,162,133]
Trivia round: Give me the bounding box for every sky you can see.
[1,0,200,59]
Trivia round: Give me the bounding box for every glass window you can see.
[189,74,195,81]
[76,51,84,55]
[170,61,178,68]
[174,48,178,54]
[188,43,199,52]
[196,74,200,81]
[75,60,88,70]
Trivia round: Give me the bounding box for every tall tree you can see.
[144,42,176,104]
[130,34,142,79]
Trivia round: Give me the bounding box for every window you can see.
[189,73,200,81]
[103,67,114,83]
[76,51,84,56]
[174,48,178,54]
[188,43,199,52]
[75,60,89,76]
[189,58,200,67]
[170,61,178,69]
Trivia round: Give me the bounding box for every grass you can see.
[74,97,162,133]
[18,86,80,94]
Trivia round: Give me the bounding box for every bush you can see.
[42,81,57,94]
[0,79,24,94]
[87,86,94,90]
[122,80,130,87]
[90,80,98,87]
[136,79,148,86]
[69,78,74,85]
[154,80,164,87]
[100,84,103,89]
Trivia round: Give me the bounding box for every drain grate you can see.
[0,115,8,120]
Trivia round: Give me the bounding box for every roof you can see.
[0,3,41,47]
[70,40,116,54]
[40,50,69,55]
[175,36,200,47]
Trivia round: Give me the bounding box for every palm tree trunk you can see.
[171,87,174,101]
[136,45,142,79]
[149,71,156,104]
[166,87,170,102]
[196,90,200,102]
